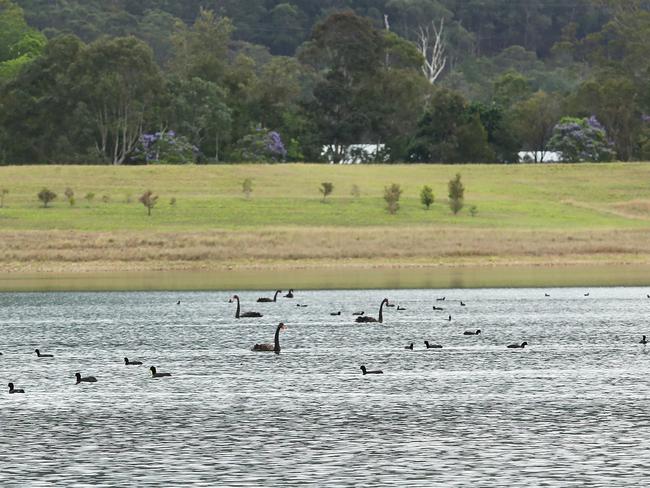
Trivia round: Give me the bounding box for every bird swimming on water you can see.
[124,357,143,365]
[149,366,172,378]
[360,365,383,375]
[463,329,481,336]
[252,323,287,354]
[424,341,443,349]
[405,343,414,350]
[8,382,24,394]
[640,335,648,345]
[75,372,97,384]
[507,342,528,349]
[35,349,53,358]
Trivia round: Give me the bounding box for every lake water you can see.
[1,288,650,487]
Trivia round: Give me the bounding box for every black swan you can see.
[460,301,466,306]
[257,290,282,303]
[330,311,341,316]
[150,366,172,378]
[463,329,481,336]
[124,357,143,365]
[284,289,294,298]
[75,373,97,384]
[424,341,443,349]
[436,297,446,301]
[297,304,308,308]
[584,293,590,297]
[507,342,528,349]
[433,306,444,311]
[397,305,406,311]
[360,365,383,375]
[252,322,287,354]
[232,295,263,318]
[405,343,414,350]
[8,382,24,394]
[640,335,648,345]
[35,349,53,358]
[356,299,389,323]
[177,300,181,305]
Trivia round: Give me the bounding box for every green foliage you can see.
[242,178,253,199]
[350,184,361,199]
[383,183,402,214]
[470,205,478,217]
[420,185,434,209]
[319,182,333,202]
[37,187,56,208]
[448,173,465,215]
[548,116,615,163]
[139,190,158,216]
[84,192,95,203]
[0,187,8,207]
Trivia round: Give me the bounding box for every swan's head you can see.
[360,365,367,374]
[521,342,528,347]
[382,298,389,305]
[476,329,481,334]
[150,366,157,375]
[124,357,129,364]
[75,373,81,380]
[277,322,288,331]
[34,349,40,354]
[8,382,14,389]
[231,294,239,301]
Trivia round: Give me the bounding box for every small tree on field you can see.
[139,190,158,216]
[84,192,95,204]
[448,173,465,214]
[470,205,478,217]
[384,183,403,214]
[420,185,434,209]
[0,188,8,208]
[319,182,334,202]
[38,188,57,208]
[350,184,361,199]
[242,178,253,199]
[64,188,75,206]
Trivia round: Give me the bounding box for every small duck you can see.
[545,293,551,297]
[150,366,172,378]
[432,306,444,311]
[405,343,414,350]
[640,335,648,345]
[584,293,590,297]
[176,300,181,305]
[507,342,528,349]
[35,349,53,358]
[124,357,143,365]
[352,311,365,316]
[460,301,466,306]
[386,302,396,308]
[75,372,97,384]
[296,304,308,308]
[447,315,452,321]
[397,305,406,311]
[464,329,481,336]
[436,297,446,301]
[330,311,341,316]
[360,365,383,375]
[284,289,294,298]
[8,382,24,394]
[424,341,443,349]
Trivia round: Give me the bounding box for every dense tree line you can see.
[1,0,650,164]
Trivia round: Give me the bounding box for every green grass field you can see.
[2,163,650,283]
[1,163,650,231]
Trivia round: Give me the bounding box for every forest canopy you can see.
[1,0,650,164]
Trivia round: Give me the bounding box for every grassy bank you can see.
[1,164,650,280]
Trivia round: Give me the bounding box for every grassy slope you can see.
[2,163,650,277]
[1,163,649,231]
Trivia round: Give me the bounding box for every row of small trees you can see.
[35,188,159,215]
[242,175,468,215]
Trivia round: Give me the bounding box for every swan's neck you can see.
[379,301,385,323]
[235,298,240,318]
[273,291,279,302]
[274,326,282,354]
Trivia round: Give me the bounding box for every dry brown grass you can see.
[3,227,650,273]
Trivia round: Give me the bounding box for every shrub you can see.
[84,192,95,204]
[448,173,465,215]
[470,205,478,217]
[101,195,110,203]
[420,185,434,209]
[384,183,403,214]
[0,188,8,208]
[319,182,334,202]
[350,184,361,199]
[37,188,57,208]
[242,178,253,199]
[133,130,199,164]
[139,190,158,216]
[235,127,287,162]
[64,188,74,206]
[170,197,177,206]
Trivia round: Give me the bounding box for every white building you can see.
[321,144,388,164]
[518,151,562,163]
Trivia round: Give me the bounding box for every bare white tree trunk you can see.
[416,18,447,84]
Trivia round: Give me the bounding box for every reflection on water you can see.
[2,264,650,291]
[1,288,650,486]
